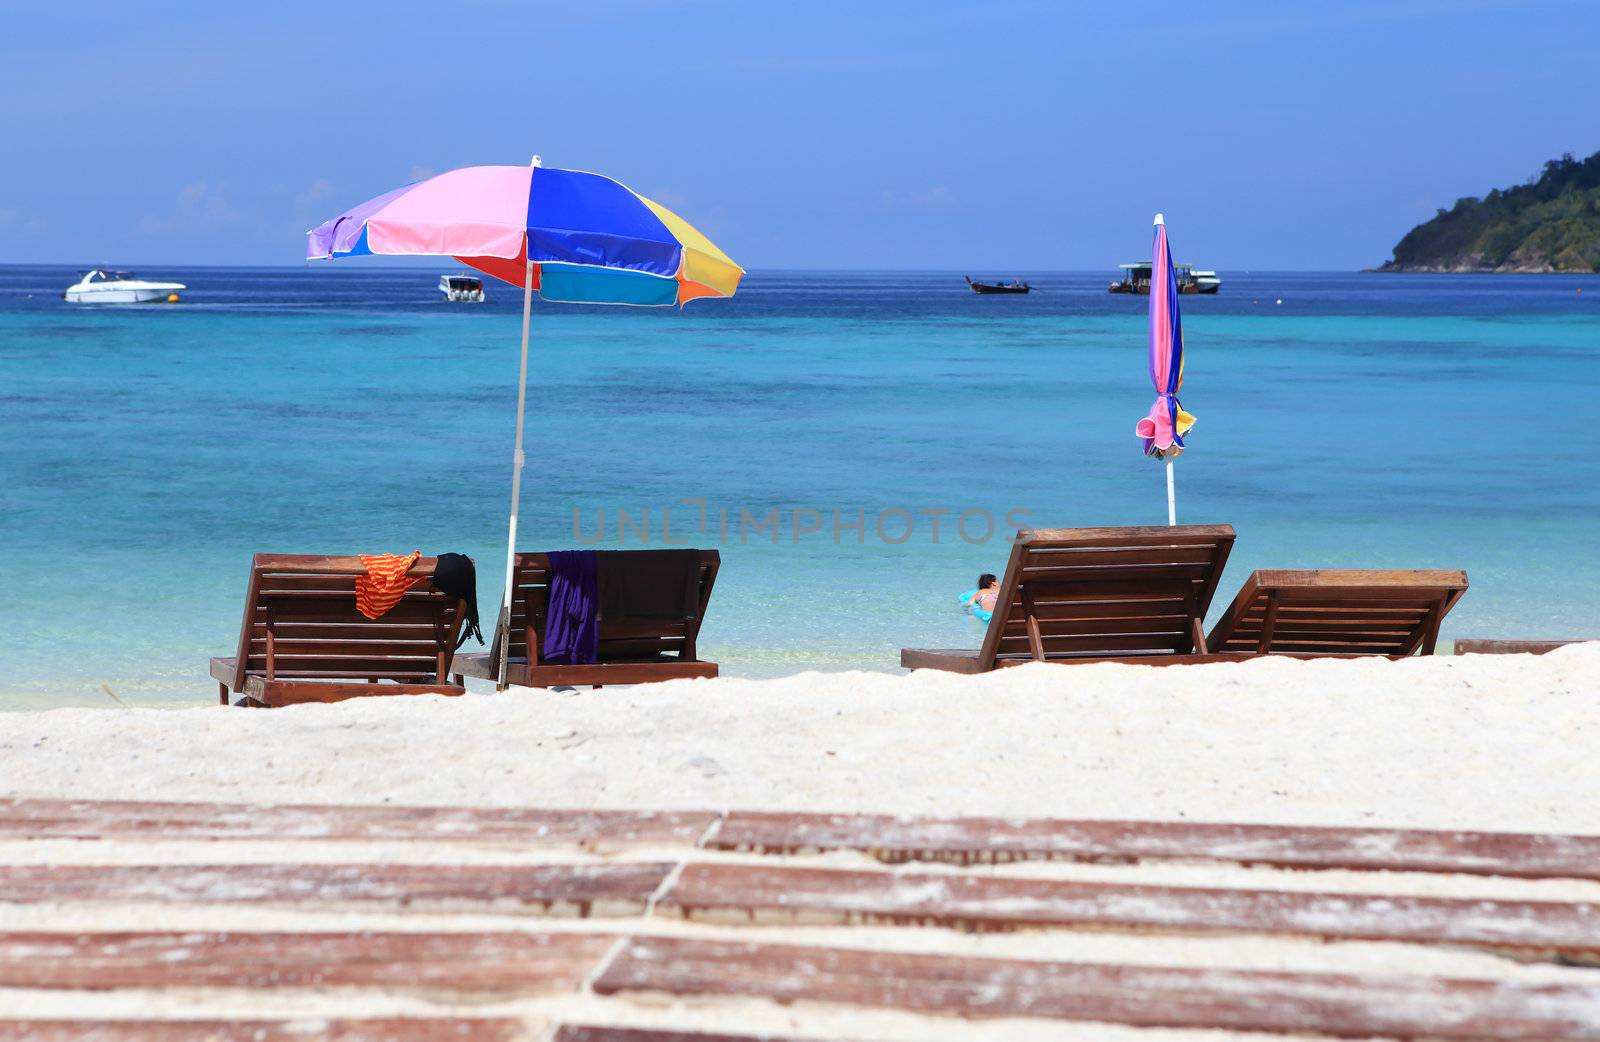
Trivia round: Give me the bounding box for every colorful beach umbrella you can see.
[1134,213,1196,525]
[307,156,742,682]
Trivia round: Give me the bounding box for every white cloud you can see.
[177,181,238,222]
[299,178,335,204]
[137,180,244,236]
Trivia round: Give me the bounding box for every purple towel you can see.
[543,550,598,665]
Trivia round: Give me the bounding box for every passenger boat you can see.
[966,276,1031,295]
[438,274,485,302]
[63,270,185,304]
[1109,262,1220,295]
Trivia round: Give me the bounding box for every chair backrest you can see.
[1207,570,1468,657]
[506,550,720,665]
[230,555,466,688]
[977,525,1236,668]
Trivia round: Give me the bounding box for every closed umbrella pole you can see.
[1166,457,1177,525]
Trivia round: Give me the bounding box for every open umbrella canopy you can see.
[306,161,742,306]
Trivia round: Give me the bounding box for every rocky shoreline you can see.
[1367,261,1598,273]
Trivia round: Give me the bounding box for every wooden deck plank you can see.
[0,1020,525,1042]
[0,931,612,993]
[0,798,717,849]
[659,863,1600,958]
[0,863,671,916]
[593,936,1600,1041]
[711,811,1600,879]
[554,1029,817,1042]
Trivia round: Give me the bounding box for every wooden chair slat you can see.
[242,670,444,681]
[250,624,442,639]
[1017,563,1216,585]
[245,680,467,706]
[1013,598,1191,622]
[455,659,718,687]
[1227,622,1419,636]
[1020,524,1237,545]
[254,596,447,617]
[247,643,444,661]
[1000,614,1191,637]
[993,633,1188,655]
[1023,544,1222,565]
[1221,640,1412,653]
[239,660,443,672]
[1252,568,1468,589]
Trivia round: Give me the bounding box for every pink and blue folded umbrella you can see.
[1134,214,1197,526]
[307,161,742,306]
[1135,214,1196,458]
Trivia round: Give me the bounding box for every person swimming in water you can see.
[960,573,1000,622]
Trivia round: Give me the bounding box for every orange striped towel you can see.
[356,551,424,619]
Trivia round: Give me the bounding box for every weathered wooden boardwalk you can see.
[3,797,1598,1041]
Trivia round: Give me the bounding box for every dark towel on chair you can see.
[432,553,483,648]
[544,550,599,665]
[597,549,701,621]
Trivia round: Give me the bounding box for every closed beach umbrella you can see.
[307,157,743,682]
[1134,212,1196,525]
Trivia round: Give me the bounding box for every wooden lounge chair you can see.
[453,550,720,690]
[1207,570,1468,657]
[900,525,1236,673]
[209,554,468,707]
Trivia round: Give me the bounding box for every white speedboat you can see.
[439,274,484,302]
[64,269,185,304]
[1191,270,1222,294]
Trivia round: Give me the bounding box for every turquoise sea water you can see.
[2,265,1597,707]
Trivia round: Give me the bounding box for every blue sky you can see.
[3,0,1596,270]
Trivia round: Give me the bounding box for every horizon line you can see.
[0,262,1410,275]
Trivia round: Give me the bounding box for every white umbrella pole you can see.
[1165,457,1177,526]
[495,255,536,688]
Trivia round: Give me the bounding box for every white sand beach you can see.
[3,645,1597,829]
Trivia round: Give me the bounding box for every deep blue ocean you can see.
[2,265,1597,707]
